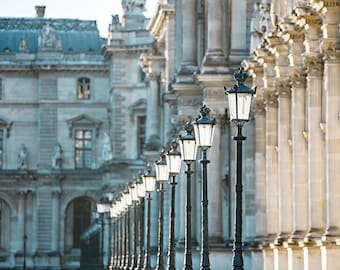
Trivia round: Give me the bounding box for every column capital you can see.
[321,39,340,63]
[139,53,165,80]
[304,53,324,76]
[264,90,278,108]
[253,97,266,114]
[275,79,292,97]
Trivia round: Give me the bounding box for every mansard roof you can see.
[0,17,105,53]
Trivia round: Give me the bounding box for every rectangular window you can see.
[137,116,146,156]
[75,130,92,168]
[77,77,90,99]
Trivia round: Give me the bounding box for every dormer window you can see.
[77,77,90,100]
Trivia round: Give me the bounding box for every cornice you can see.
[102,43,153,58]
[0,65,109,73]
[148,4,175,37]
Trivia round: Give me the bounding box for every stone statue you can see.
[122,0,146,14]
[38,22,61,50]
[110,15,120,31]
[51,143,63,169]
[19,38,29,52]
[102,132,113,161]
[18,144,28,170]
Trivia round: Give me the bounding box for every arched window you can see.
[77,77,90,100]
[65,197,95,250]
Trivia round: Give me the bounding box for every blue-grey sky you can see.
[0,0,158,37]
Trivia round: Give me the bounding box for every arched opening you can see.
[0,199,11,255]
[64,196,96,265]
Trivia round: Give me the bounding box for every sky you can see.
[0,0,158,37]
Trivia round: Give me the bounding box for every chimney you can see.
[35,6,46,18]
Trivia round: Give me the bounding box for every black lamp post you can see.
[179,123,197,270]
[224,68,255,270]
[109,202,117,270]
[166,140,182,270]
[118,197,125,270]
[154,149,169,270]
[143,165,157,270]
[124,188,133,270]
[130,183,139,270]
[97,198,110,270]
[193,105,216,270]
[135,173,146,270]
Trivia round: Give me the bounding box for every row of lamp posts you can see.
[97,68,255,270]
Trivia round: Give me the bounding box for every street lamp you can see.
[143,164,156,270]
[97,197,110,270]
[130,183,139,270]
[166,140,182,270]
[118,195,126,269]
[193,104,215,270]
[224,68,255,270]
[109,202,118,270]
[154,149,169,270]
[179,122,197,270]
[135,173,146,270]
[124,188,133,270]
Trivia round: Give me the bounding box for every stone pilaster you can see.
[303,13,325,240]
[287,246,304,270]
[263,248,274,270]
[321,0,340,240]
[140,54,165,151]
[51,190,61,252]
[201,0,228,72]
[303,246,322,270]
[277,84,293,241]
[259,49,279,241]
[17,191,26,253]
[264,92,279,240]
[287,18,309,242]
[177,0,198,80]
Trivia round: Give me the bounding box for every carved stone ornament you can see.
[18,144,28,170]
[38,22,62,50]
[122,0,146,14]
[102,132,113,161]
[66,114,102,139]
[51,143,63,169]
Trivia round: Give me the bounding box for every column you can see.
[178,0,197,74]
[17,191,26,252]
[254,100,266,240]
[208,119,223,243]
[264,94,279,240]
[277,87,293,241]
[287,246,304,270]
[273,247,288,270]
[305,56,325,239]
[263,248,274,270]
[142,55,164,151]
[202,0,227,69]
[303,246,322,270]
[289,31,309,241]
[51,191,60,252]
[229,0,248,62]
[322,4,340,239]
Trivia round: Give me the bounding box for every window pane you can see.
[77,77,90,100]
[75,130,92,168]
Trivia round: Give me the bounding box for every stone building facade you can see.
[0,0,338,269]
[0,5,149,269]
